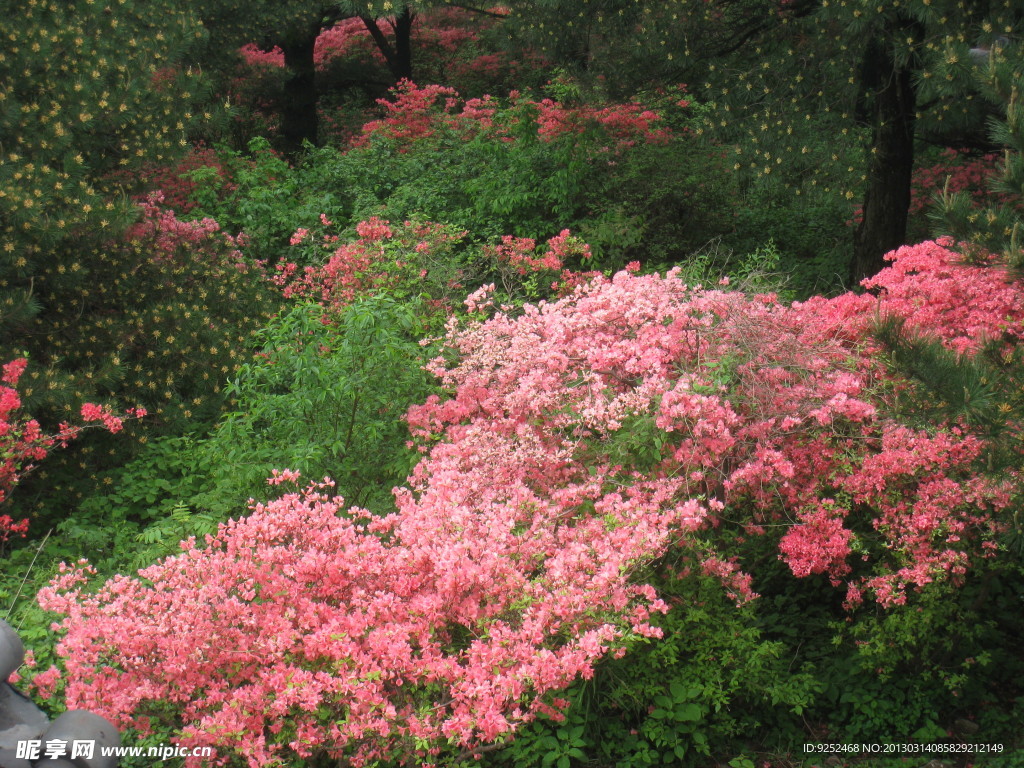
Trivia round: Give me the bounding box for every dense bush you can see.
[190,295,434,517]
[35,242,1024,766]
[5,6,1024,768]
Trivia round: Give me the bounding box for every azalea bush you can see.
[163,81,732,281]
[271,214,469,318]
[314,79,705,269]
[35,239,1024,765]
[168,137,352,266]
[228,7,532,148]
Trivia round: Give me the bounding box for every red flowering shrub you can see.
[850,148,1023,235]
[353,80,676,152]
[131,146,237,215]
[239,18,381,72]
[39,242,1019,765]
[909,149,1011,218]
[1,357,142,513]
[231,7,528,145]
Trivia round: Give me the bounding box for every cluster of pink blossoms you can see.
[793,237,1024,355]
[127,192,248,270]
[272,216,464,314]
[38,240,1019,766]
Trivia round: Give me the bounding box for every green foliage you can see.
[579,135,740,271]
[500,711,589,768]
[182,138,353,264]
[491,568,822,768]
[190,295,433,517]
[320,89,759,277]
[931,37,1024,267]
[332,106,589,244]
[65,434,216,569]
[875,316,1002,425]
[813,578,1019,743]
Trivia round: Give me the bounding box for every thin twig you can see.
[6,528,52,623]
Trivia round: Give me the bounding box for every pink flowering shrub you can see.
[482,229,603,304]
[40,245,1019,765]
[271,216,467,318]
[793,237,1024,355]
[412,265,1008,607]
[850,148,1023,236]
[127,192,249,271]
[232,8,526,144]
[41,471,673,766]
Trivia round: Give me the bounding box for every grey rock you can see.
[0,623,24,684]
[0,685,48,750]
[43,712,120,768]
[0,623,120,767]
[0,746,32,768]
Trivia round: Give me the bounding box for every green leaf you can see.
[674,703,703,722]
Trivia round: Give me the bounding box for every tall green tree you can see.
[0,0,209,333]
[0,0,287,521]
[501,0,1022,281]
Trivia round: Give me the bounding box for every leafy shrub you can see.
[498,569,821,768]
[271,215,470,322]
[190,295,434,517]
[320,81,694,264]
[179,137,353,265]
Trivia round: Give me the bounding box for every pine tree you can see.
[931,36,1024,267]
[0,0,288,520]
[0,0,210,334]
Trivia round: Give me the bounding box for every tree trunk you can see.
[850,42,918,283]
[393,6,414,81]
[280,34,319,155]
[362,6,416,83]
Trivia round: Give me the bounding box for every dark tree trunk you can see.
[362,6,416,82]
[850,36,918,283]
[280,34,319,155]
[393,6,414,81]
